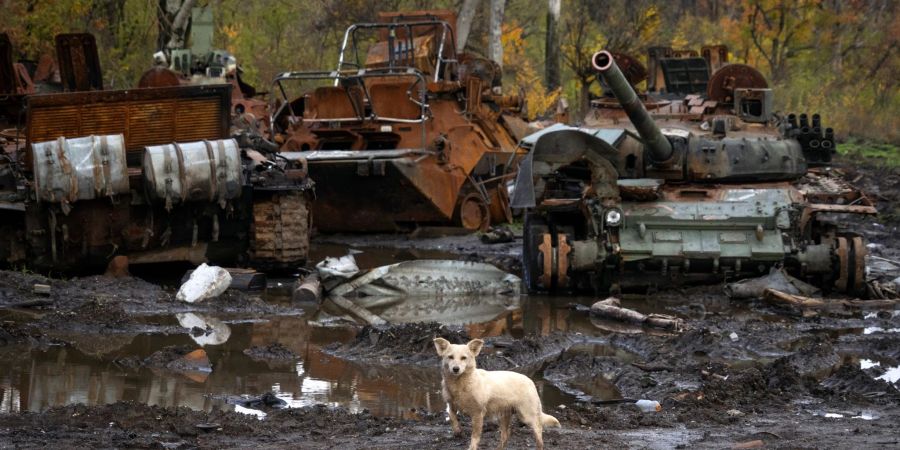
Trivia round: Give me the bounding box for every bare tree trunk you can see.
[456,0,481,52]
[488,0,506,67]
[545,0,561,90]
[157,0,196,51]
[579,76,592,119]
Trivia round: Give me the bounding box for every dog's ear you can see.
[467,339,484,357]
[433,337,451,356]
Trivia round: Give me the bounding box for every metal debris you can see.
[325,258,521,299]
[725,267,821,299]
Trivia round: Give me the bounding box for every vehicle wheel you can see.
[522,212,548,293]
[455,191,490,232]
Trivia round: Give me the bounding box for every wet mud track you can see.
[2,156,900,448]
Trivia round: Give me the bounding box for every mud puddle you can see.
[0,315,439,417]
[0,288,609,419]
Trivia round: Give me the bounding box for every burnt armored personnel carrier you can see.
[268,10,524,232]
[514,50,875,295]
[0,34,312,272]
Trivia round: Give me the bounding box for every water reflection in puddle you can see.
[0,291,613,418]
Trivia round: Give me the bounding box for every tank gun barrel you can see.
[592,50,673,163]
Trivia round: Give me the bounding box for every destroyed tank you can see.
[514,50,876,296]
[0,33,312,272]
[268,10,525,232]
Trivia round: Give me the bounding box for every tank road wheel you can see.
[250,191,311,270]
[834,235,867,296]
[523,213,549,293]
[455,192,491,232]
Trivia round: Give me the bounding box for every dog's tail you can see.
[541,413,561,428]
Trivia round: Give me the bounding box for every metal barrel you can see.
[787,113,798,129]
[811,113,821,129]
[799,113,809,128]
[592,50,673,163]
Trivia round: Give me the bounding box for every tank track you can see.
[250,191,310,270]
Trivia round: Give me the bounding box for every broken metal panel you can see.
[32,134,129,203]
[328,259,521,299]
[55,33,103,91]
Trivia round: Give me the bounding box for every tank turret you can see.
[592,50,673,164]
[592,50,807,183]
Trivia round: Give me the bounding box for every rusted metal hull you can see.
[0,82,312,272]
[304,156,459,231]
[270,11,523,233]
[19,194,252,271]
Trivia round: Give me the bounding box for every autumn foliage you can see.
[1,0,896,142]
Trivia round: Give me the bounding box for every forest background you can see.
[2,0,897,146]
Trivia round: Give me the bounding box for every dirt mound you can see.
[40,299,137,329]
[0,321,56,349]
[838,334,900,363]
[552,402,674,430]
[243,343,298,362]
[777,338,842,379]
[683,353,817,420]
[818,364,900,405]
[543,352,671,401]
[0,401,506,449]
[325,322,470,365]
[478,333,575,371]
[116,345,211,373]
[325,322,575,372]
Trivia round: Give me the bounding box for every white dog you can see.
[434,337,560,450]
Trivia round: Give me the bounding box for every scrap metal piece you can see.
[707,63,767,104]
[55,33,103,91]
[326,259,520,299]
[725,267,821,299]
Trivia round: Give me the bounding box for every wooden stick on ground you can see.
[590,297,684,331]
[327,295,387,326]
[762,288,825,308]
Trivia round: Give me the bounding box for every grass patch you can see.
[837,139,900,167]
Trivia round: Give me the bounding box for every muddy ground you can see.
[1,156,900,449]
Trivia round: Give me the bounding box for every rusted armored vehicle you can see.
[514,50,875,295]
[269,10,524,232]
[0,34,312,272]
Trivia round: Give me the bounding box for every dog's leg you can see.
[447,401,461,435]
[517,407,544,450]
[467,410,485,450]
[530,421,544,450]
[495,411,512,450]
[442,384,461,435]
